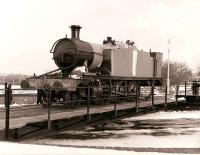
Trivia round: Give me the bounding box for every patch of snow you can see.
[0,142,179,155]
[125,111,200,120]
[30,111,200,150]
[10,102,37,107]
[0,104,4,108]
[0,84,36,94]
[38,133,200,149]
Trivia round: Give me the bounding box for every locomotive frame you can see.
[24,69,162,108]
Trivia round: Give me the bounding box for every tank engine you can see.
[21,25,163,107]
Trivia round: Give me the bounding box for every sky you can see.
[1,0,200,75]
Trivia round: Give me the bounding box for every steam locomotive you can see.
[21,25,163,107]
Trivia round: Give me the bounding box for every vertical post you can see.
[126,81,129,101]
[192,81,197,95]
[176,85,179,104]
[185,81,187,100]
[114,85,117,117]
[4,83,8,140]
[37,90,40,104]
[135,85,138,113]
[165,85,167,106]
[167,39,171,94]
[151,60,156,108]
[151,84,154,107]
[150,50,156,108]
[47,89,51,130]
[4,83,11,140]
[87,86,90,121]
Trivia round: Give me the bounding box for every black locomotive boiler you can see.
[21,25,163,107]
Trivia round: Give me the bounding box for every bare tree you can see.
[196,66,200,77]
[161,61,193,86]
[0,73,29,85]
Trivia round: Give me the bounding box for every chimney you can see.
[70,25,82,39]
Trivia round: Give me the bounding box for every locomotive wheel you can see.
[37,89,51,108]
[111,82,119,104]
[41,97,49,108]
[93,97,103,105]
[126,84,135,102]
[127,85,140,102]
[89,78,112,105]
[96,67,111,76]
[96,68,112,104]
[89,80,103,105]
[100,78,112,104]
[63,91,82,109]
[127,94,136,102]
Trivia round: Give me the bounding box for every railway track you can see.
[0,94,165,125]
[0,104,45,118]
[0,102,118,119]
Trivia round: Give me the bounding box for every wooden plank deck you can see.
[0,98,175,131]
